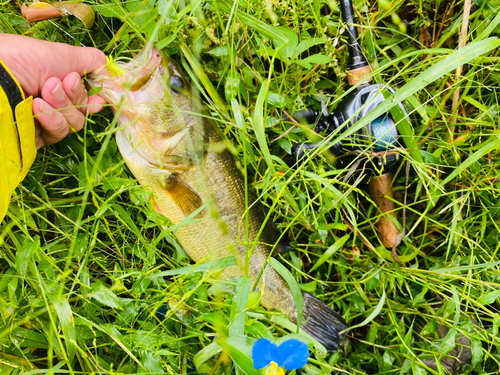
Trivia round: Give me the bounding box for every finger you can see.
[41,77,86,132]
[33,98,70,146]
[62,72,88,114]
[63,72,107,114]
[87,95,106,114]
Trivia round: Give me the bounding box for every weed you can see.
[1,0,500,374]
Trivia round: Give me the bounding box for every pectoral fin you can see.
[162,175,204,218]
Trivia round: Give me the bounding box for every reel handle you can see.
[368,173,400,249]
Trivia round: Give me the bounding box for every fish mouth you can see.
[87,45,191,172]
[86,45,170,168]
[86,46,164,105]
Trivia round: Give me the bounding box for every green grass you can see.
[2,0,500,373]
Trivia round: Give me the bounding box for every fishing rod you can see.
[288,0,408,249]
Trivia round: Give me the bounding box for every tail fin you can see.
[300,292,348,352]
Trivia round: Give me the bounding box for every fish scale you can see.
[87,45,348,351]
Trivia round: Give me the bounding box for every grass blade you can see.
[215,1,288,46]
[269,258,303,328]
[229,277,251,336]
[217,336,260,375]
[344,290,386,332]
[441,136,500,186]
[180,43,228,117]
[253,81,275,173]
[309,235,349,272]
[151,256,237,277]
[193,342,223,371]
[51,295,76,361]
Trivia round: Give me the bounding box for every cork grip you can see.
[347,66,372,86]
[368,173,400,249]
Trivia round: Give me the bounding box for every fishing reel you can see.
[289,83,407,174]
[287,88,407,250]
[286,0,411,249]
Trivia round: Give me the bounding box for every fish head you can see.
[87,46,206,171]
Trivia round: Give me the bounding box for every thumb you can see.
[53,43,109,77]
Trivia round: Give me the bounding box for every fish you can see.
[87,45,348,351]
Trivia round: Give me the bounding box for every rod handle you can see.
[368,173,400,249]
[339,0,370,72]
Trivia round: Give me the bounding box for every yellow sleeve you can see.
[0,60,37,223]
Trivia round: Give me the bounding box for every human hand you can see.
[0,34,109,149]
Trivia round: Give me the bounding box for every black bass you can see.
[87,46,348,351]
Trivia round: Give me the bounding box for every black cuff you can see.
[0,62,23,120]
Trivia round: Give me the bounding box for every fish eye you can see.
[169,76,184,94]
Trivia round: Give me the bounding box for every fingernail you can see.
[51,81,65,101]
[71,78,82,94]
[37,100,44,112]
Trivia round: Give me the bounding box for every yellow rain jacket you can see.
[0,60,37,223]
